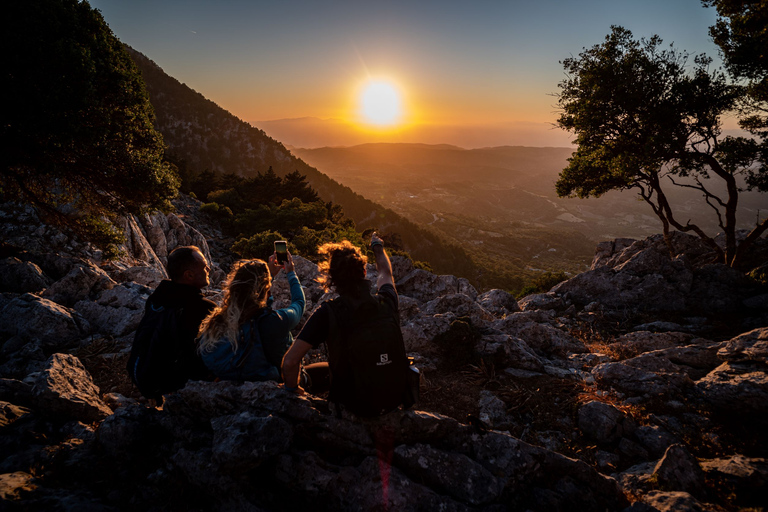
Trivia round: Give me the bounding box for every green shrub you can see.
[232,231,287,260]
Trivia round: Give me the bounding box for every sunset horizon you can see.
[89,0,724,148]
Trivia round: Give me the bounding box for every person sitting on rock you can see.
[198,251,305,381]
[128,246,216,399]
[281,234,411,417]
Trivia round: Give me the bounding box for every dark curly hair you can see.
[317,240,367,294]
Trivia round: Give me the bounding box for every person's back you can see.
[281,235,411,417]
[128,246,215,400]
[198,252,304,382]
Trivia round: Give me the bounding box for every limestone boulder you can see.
[73,283,150,337]
[32,353,112,422]
[476,333,545,371]
[422,293,493,327]
[0,294,90,350]
[117,265,167,288]
[717,326,768,362]
[211,412,293,472]
[696,361,768,414]
[42,262,116,307]
[605,331,698,360]
[394,443,502,505]
[493,313,587,357]
[592,360,694,398]
[0,257,50,294]
[652,444,707,498]
[477,288,520,317]
[578,400,630,443]
[396,269,475,304]
[400,314,454,352]
[517,292,566,312]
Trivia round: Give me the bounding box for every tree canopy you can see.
[704,0,768,137]
[556,25,767,267]
[1,0,178,254]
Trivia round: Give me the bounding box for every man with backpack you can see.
[281,234,411,417]
[127,246,216,400]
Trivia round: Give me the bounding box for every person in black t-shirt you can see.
[281,233,397,396]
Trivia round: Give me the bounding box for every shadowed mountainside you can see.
[126,48,480,286]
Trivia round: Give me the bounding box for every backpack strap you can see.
[234,309,271,368]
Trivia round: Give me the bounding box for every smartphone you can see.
[274,240,288,264]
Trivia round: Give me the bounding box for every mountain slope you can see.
[126,48,480,284]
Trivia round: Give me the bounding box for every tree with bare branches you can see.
[555,26,767,267]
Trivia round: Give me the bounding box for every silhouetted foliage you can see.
[704,0,768,137]
[1,0,178,255]
[556,26,768,267]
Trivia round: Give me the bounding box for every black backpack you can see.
[326,293,410,417]
[127,303,187,400]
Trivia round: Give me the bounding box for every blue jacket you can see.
[202,271,305,381]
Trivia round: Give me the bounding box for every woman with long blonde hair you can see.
[198,251,304,381]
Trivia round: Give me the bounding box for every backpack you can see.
[200,310,280,381]
[127,303,187,400]
[326,293,411,417]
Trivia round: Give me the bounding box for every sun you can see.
[360,80,401,125]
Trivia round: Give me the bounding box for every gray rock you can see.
[210,412,292,472]
[696,361,768,414]
[477,333,545,371]
[0,401,31,427]
[0,293,90,350]
[422,293,493,327]
[717,326,768,362]
[117,265,166,288]
[33,353,112,422]
[517,292,565,312]
[604,332,698,360]
[0,471,37,501]
[592,358,694,398]
[73,283,150,337]
[634,425,679,458]
[477,390,508,428]
[578,400,626,443]
[0,257,50,294]
[396,269,469,304]
[701,454,768,501]
[477,288,520,317]
[640,491,707,512]
[42,262,116,307]
[400,313,454,352]
[493,314,587,357]
[96,405,162,458]
[652,444,706,498]
[393,443,502,505]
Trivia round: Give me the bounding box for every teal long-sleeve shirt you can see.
[260,270,305,370]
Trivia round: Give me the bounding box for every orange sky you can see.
[91,0,723,148]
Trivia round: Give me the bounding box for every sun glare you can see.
[360,80,401,125]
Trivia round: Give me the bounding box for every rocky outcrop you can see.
[552,232,763,322]
[1,203,766,511]
[90,381,628,511]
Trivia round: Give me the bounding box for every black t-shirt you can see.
[298,283,398,349]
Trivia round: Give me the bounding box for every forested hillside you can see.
[126,48,484,286]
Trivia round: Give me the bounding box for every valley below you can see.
[293,143,766,283]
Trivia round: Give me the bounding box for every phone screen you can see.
[274,241,288,264]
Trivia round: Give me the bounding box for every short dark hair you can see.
[318,240,367,294]
[167,246,204,282]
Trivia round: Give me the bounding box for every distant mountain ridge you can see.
[126,47,480,284]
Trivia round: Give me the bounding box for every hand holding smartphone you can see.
[274,240,288,265]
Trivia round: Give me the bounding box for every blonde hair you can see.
[198,259,271,353]
[317,240,367,294]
